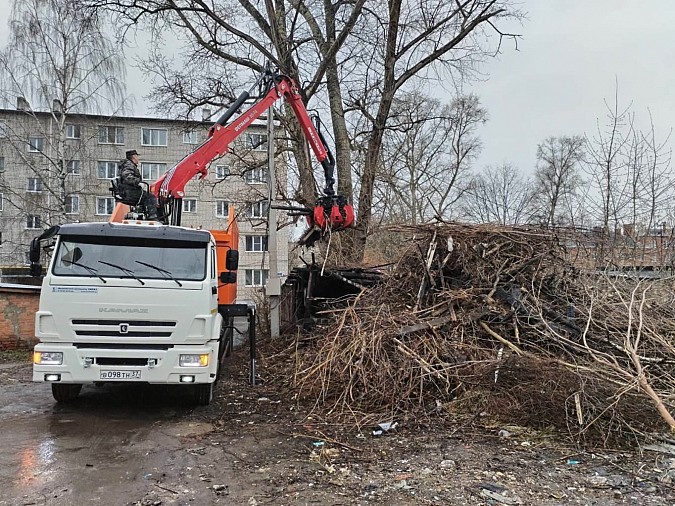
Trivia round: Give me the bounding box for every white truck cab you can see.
[31,221,233,405]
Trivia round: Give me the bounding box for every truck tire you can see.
[194,382,213,406]
[52,383,82,403]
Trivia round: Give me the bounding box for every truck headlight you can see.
[33,351,63,365]
[179,354,209,367]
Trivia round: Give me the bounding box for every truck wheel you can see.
[52,383,82,403]
[194,382,213,406]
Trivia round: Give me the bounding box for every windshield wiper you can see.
[98,260,145,285]
[69,261,107,283]
[135,260,183,287]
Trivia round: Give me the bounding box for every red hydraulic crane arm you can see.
[151,72,336,204]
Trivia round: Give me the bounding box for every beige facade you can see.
[0,107,288,300]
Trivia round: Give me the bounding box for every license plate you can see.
[100,370,141,380]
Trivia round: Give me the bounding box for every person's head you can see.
[126,149,139,164]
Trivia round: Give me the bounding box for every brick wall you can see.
[0,285,40,350]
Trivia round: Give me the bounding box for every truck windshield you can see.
[52,235,207,281]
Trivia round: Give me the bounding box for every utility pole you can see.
[266,106,280,337]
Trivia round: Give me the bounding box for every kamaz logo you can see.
[99,308,149,314]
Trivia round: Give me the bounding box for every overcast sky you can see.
[0,1,673,175]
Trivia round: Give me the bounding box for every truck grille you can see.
[71,319,177,338]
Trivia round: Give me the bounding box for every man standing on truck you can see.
[117,149,159,220]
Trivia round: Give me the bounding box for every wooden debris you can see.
[272,223,675,447]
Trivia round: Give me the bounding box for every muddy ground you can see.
[1,350,675,506]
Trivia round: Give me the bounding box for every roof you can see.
[57,223,211,243]
[0,108,214,126]
[0,107,274,127]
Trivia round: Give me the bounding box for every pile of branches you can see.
[271,223,675,447]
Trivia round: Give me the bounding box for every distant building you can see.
[561,223,675,270]
[0,102,288,298]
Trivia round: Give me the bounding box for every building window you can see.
[245,133,267,151]
[65,124,81,139]
[0,193,3,211]
[66,160,81,175]
[244,166,268,184]
[96,196,115,215]
[28,137,44,152]
[0,156,4,172]
[0,120,7,138]
[245,235,268,252]
[216,200,229,218]
[215,165,230,180]
[98,125,124,144]
[65,194,80,214]
[140,162,166,181]
[245,269,268,287]
[183,131,198,144]
[97,161,117,179]
[183,199,197,213]
[141,128,168,146]
[248,200,268,218]
[27,177,43,192]
[26,215,41,229]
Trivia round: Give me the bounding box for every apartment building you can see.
[0,104,288,298]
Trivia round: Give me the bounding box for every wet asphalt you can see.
[0,375,214,505]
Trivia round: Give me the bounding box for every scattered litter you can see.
[478,482,506,493]
[247,497,258,505]
[588,475,609,488]
[373,421,398,436]
[212,484,227,491]
[439,459,456,469]
[393,479,413,490]
[567,459,581,465]
[313,441,325,447]
[498,429,512,438]
[479,489,522,505]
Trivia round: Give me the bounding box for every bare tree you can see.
[583,88,633,234]
[0,0,126,231]
[628,111,672,232]
[531,135,584,227]
[460,164,534,225]
[80,0,521,261]
[373,92,485,224]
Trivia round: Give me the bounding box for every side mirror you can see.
[39,225,60,242]
[28,225,60,277]
[219,272,237,284]
[29,263,42,277]
[225,249,239,271]
[29,237,41,263]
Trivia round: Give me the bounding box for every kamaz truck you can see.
[30,218,240,405]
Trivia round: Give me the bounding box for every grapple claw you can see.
[310,196,354,231]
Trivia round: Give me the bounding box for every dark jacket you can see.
[118,158,141,186]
